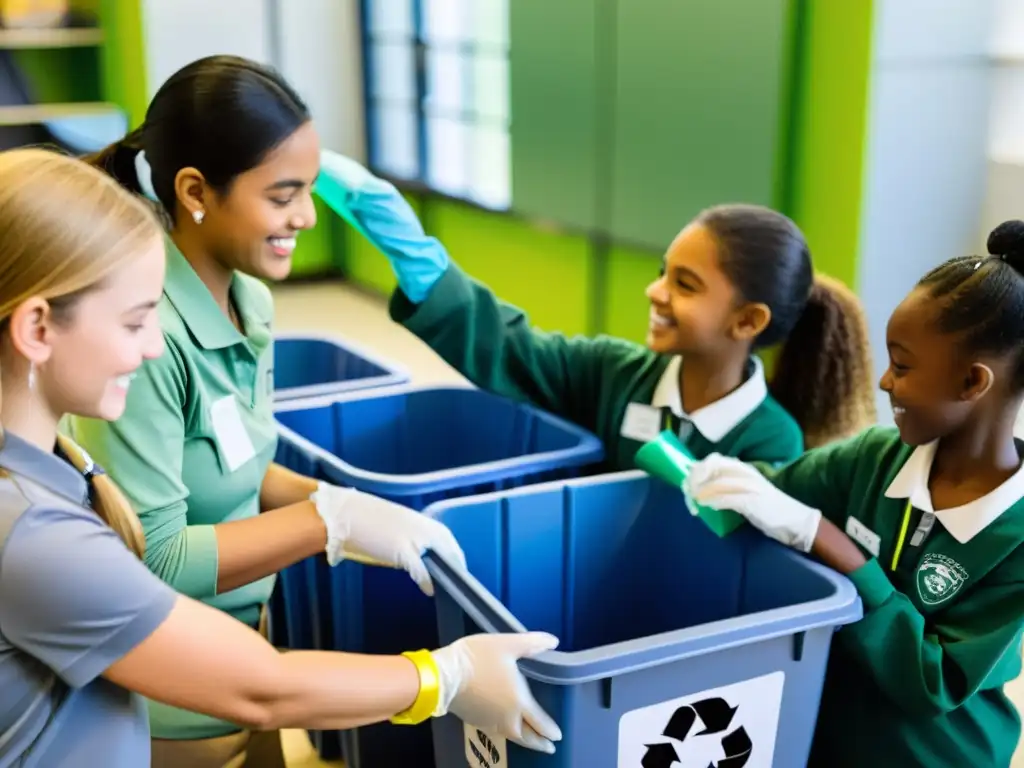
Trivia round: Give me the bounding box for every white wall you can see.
[983,0,1024,252]
[276,0,366,159]
[141,0,274,95]
[140,0,365,157]
[857,0,994,424]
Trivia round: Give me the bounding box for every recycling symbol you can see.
[640,697,752,768]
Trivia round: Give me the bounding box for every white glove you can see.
[311,482,467,595]
[433,632,562,754]
[684,454,822,552]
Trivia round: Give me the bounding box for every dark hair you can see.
[917,220,1024,388]
[698,204,876,447]
[84,55,310,216]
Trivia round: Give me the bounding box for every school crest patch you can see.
[916,553,969,606]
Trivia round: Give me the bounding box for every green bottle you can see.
[634,430,745,538]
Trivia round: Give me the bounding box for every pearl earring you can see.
[27,363,35,392]
[193,210,205,225]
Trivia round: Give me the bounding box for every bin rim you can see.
[423,471,863,686]
[271,331,410,402]
[273,385,605,495]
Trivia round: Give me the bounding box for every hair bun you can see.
[987,221,1024,267]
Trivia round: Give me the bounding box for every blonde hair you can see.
[0,148,161,557]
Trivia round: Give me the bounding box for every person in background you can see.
[314,153,877,471]
[685,220,1024,767]
[68,55,541,768]
[0,148,561,768]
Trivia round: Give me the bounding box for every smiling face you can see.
[37,236,167,421]
[879,287,997,445]
[193,121,321,281]
[645,222,769,356]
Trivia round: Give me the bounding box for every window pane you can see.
[472,53,508,122]
[369,42,416,102]
[367,0,414,38]
[425,49,468,115]
[371,105,419,180]
[423,0,469,45]
[426,116,469,196]
[472,0,508,49]
[470,124,511,209]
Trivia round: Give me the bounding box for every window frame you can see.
[359,0,512,211]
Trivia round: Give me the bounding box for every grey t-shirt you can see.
[0,432,177,767]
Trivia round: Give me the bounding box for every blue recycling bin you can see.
[271,332,409,401]
[423,471,863,768]
[265,333,407,648]
[270,385,604,764]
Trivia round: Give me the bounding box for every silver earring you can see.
[27,363,35,392]
[192,210,205,225]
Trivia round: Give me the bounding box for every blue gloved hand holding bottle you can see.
[316,150,449,303]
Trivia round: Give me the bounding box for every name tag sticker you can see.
[621,403,663,443]
[846,516,881,557]
[210,395,256,473]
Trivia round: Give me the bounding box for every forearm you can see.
[106,594,422,732]
[811,517,867,575]
[260,463,319,512]
[264,650,420,730]
[214,502,326,593]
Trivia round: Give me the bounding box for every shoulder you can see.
[583,335,665,376]
[808,424,907,473]
[732,395,804,461]
[235,273,275,326]
[0,475,105,569]
[752,395,801,434]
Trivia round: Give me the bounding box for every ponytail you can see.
[55,434,147,558]
[769,274,877,448]
[82,125,146,197]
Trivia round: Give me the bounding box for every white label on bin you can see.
[617,671,784,768]
[621,403,663,442]
[465,724,507,766]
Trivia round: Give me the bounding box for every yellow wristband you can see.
[390,650,441,726]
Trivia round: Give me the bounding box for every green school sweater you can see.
[764,426,1024,767]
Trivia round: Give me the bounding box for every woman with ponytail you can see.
[316,153,877,467]
[69,54,561,766]
[0,149,560,768]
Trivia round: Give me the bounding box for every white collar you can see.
[651,356,768,442]
[884,441,1024,543]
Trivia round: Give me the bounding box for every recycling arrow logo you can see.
[640,697,753,768]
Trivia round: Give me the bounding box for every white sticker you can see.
[209,395,256,473]
[617,671,784,768]
[621,403,663,443]
[465,724,507,767]
[845,516,881,557]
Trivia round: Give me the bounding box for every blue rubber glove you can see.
[316,150,449,303]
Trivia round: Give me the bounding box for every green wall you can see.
[97,0,148,127]
[510,0,601,231]
[786,0,875,287]
[609,0,798,249]
[341,196,595,336]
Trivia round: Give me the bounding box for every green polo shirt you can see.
[762,426,1024,766]
[69,241,279,740]
[389,265,803,469]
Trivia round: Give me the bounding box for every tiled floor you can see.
[271,280,1024,767]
